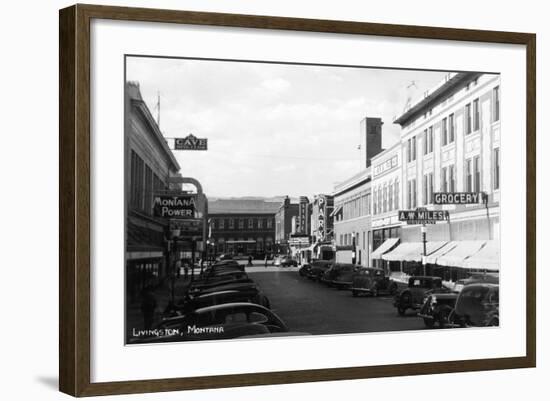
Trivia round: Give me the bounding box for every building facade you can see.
[386,72,501,279]
[125,82,181,300]
[332,168,372,266]
[370,142,403,268]
[274,196,299,254]
[208,199,279,258]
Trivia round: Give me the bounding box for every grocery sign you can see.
[433,192,487,205]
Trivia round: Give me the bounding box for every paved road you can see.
[247,264,425,335]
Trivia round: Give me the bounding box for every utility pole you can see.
[421,224,427,276]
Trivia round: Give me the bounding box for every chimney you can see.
[359,117,383,168]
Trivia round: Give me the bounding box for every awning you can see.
[425,242,458,264]
[371,238,400,259]
[225,240,256,244]
[435,240,487,268]
[462,240,500,271]
[382,241,447,262]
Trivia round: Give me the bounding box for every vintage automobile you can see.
[448,283,499,327]
[306,260,332,281]
[201,261,244,278]
[350,267,399,297]
[321,263,355,287]
[331,264,360,289]
[216,253,233,261]
[393,276,451,316]
[133,303,289,343]
[165,289,271,318]
[418,292,458,328]
[298,263,312,277]
[274,255,298,267]
[186,271,252,294]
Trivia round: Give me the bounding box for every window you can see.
[238,219,244,229]
[412,136,417,161]
[423,129,428,155]
[494,148,500,190]
[466,159,473,192]
[388,183,393,211]
[428,126,434,153]
[257,219,263,229]
[378,188,382,214]
[429,172,434,204]
[407,138,411,162]
[373,189,377,214]
[441,167,448,192]
[248,219,254,229]
[229,219,234,229]
[441,118,448,146]
[394,180,399,209]
[423,174,428,205]
[383,186,388,213]
[474,156,481,192]
[267,219,273,229]
[407,181,411,209]
[449,113,455,143]
[219,219,225,229]
[465,103,472,134]
[493,86,500,122]
[412,179,417,208]
[449,165,456,192]
[473,98,480,131]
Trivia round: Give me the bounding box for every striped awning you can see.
[371,238,400,259]
[382,241,447,262]
[462,240,500,271]
[435,240,487,268]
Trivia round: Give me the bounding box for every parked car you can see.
[393,276,451,316]
[331,264,359,289]
[133,303,289,343]
[216,253,233,261]
[165,289,271,318]
[448,283,499,327]
[274,255,298,267]
[187,271,252,294]
[298,263,312,277]
[321,263,355,287]
[418,292,458,328]
[306,260,332,281]
[350,267,399,297]
[201,261,244,277]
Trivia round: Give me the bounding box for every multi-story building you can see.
[369,142,402,269]
[125,82,181,300]
[332,168,372,266]
[274,196,299,254]
[385,72,501,280]
[208,199,279,258]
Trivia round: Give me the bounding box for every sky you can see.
[126,57,448,199]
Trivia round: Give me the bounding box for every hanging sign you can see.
[174,134,208,150]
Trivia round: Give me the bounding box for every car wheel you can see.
[389,284,398,295]
[397,306,407,316]
[423,318,435,328]
[437,305,453,328]
[352,290,358,297]
[398,293,411,316]
[488,317,499,327]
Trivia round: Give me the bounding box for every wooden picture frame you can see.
[59,3,536,397]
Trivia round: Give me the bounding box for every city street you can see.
[245,262,425,335]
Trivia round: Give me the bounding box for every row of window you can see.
[373,180,400,215]
[406,148,500,207]
[129,150,167,214]
[214,237,273,244]
[406,85,500,164]
[211,217,273,230]
[338,193,371,221]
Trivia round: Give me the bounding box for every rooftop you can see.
[208,198,282,215]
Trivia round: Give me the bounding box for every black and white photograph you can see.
[124,56,501,344]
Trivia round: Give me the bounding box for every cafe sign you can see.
[433,192,487,205]
[398,209,450,225]
[174,134,208,150]
[153,195,197,218]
